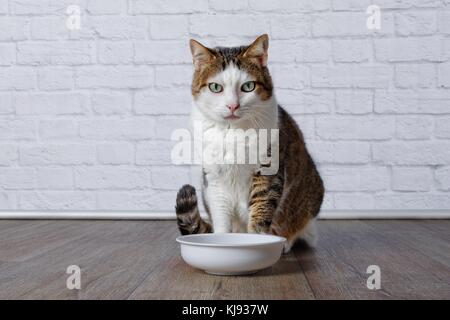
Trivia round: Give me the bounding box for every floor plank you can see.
[295,220,450,300]
[0,220,448,300]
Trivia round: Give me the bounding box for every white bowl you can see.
[176,233,286,275]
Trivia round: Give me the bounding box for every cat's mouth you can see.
[224,114,241,120]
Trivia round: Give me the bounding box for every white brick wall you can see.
[0,0,449,212]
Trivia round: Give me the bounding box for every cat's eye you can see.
[208,83,223,93]
[241,81,256,93]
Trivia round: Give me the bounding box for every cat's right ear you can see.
[189,39,215,71]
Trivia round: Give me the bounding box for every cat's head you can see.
[189,35,274,124]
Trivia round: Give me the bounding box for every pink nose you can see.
[227,103,240,113]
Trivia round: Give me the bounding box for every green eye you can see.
[241,81,256,92]
[208,83,223,93]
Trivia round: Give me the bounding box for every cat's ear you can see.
[243,34,269,67]
[189,39,216,70]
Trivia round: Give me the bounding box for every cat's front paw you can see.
[247,221,271,234]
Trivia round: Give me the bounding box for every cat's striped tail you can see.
[175,185,212,235]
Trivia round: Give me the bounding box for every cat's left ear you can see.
[243,34,269,67]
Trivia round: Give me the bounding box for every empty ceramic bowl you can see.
[176,233,286,275]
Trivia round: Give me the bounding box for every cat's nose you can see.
[227,103,240,112]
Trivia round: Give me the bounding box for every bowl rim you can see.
[176,233,287,248]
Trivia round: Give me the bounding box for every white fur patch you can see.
[191,63,278,233]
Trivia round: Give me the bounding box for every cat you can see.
[175,34,324,253]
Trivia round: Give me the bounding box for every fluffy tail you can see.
[175,185,212,235]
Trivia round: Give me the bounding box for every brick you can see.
[134,41,192,64]
[435,167,450,191]
[37,67,74,90]
[129,190,177,211]
[76,66,153,89]
[292,116,315,140]
[10,0,78,15]
[129,0,208,14]
[309,141,371,164]
[39,120,78,140]
[321,192,334,210]
[15,93,88,115]
[149,15,188,39]
[190,15,267,37]
[0,168,35,189]
[0,93,13,114]
[74,167,151,190]
[334,193,375,210]
[374,194,450,210]
[0,192,17,210]
[0,44,15,65]
[332,40,370,62]
[269,40,331,63]
[277,90,333,114]
[151,166,190,190]
[0,67,35,90]
[97,143,134,165]
[375,37,443,62]
[438,11,450,34]
[0,145,17,166]
[210,0,247,12]
[79,119,156,140]
[320,166,389,191]
[154,116,189,140]
[87,0,127,15]
[0,17,28,40]
[271,14,309,39]
[17,42,95,65]
[331,0,371,11]
[19,191,96,210]
[438,64,450,88]
[395,64,435,88]
[248,0,329,12]
[316,117,394,140]
[134,89,191,115]
[373,0,441,9]
[89,16,147,40]
[396,117,432,140]
[36,168,73,190]
[271,65,309,90]
[311,65,391,88]
[136,141,176,165]
[98,41,134,65]
[395,12,437,36]
[435,117,450,138]
[154,65,193,88]
[29,17,68,40]
[312,12,394,37]
[372,142,450,165]
[91,91,132,115]
[392,167,431,191]
[97,192,131,210]
[20,145,96,165]
[336,90,373,114]
[0,119,36,140]
[375,90,450,114]
[0,0,8,14]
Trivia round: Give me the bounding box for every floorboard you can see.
[0,220,448,299]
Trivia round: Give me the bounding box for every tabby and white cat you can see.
[175,35,324,253]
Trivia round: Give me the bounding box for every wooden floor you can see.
[0,220,449,299]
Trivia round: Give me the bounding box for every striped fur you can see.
[175,185,211,235]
